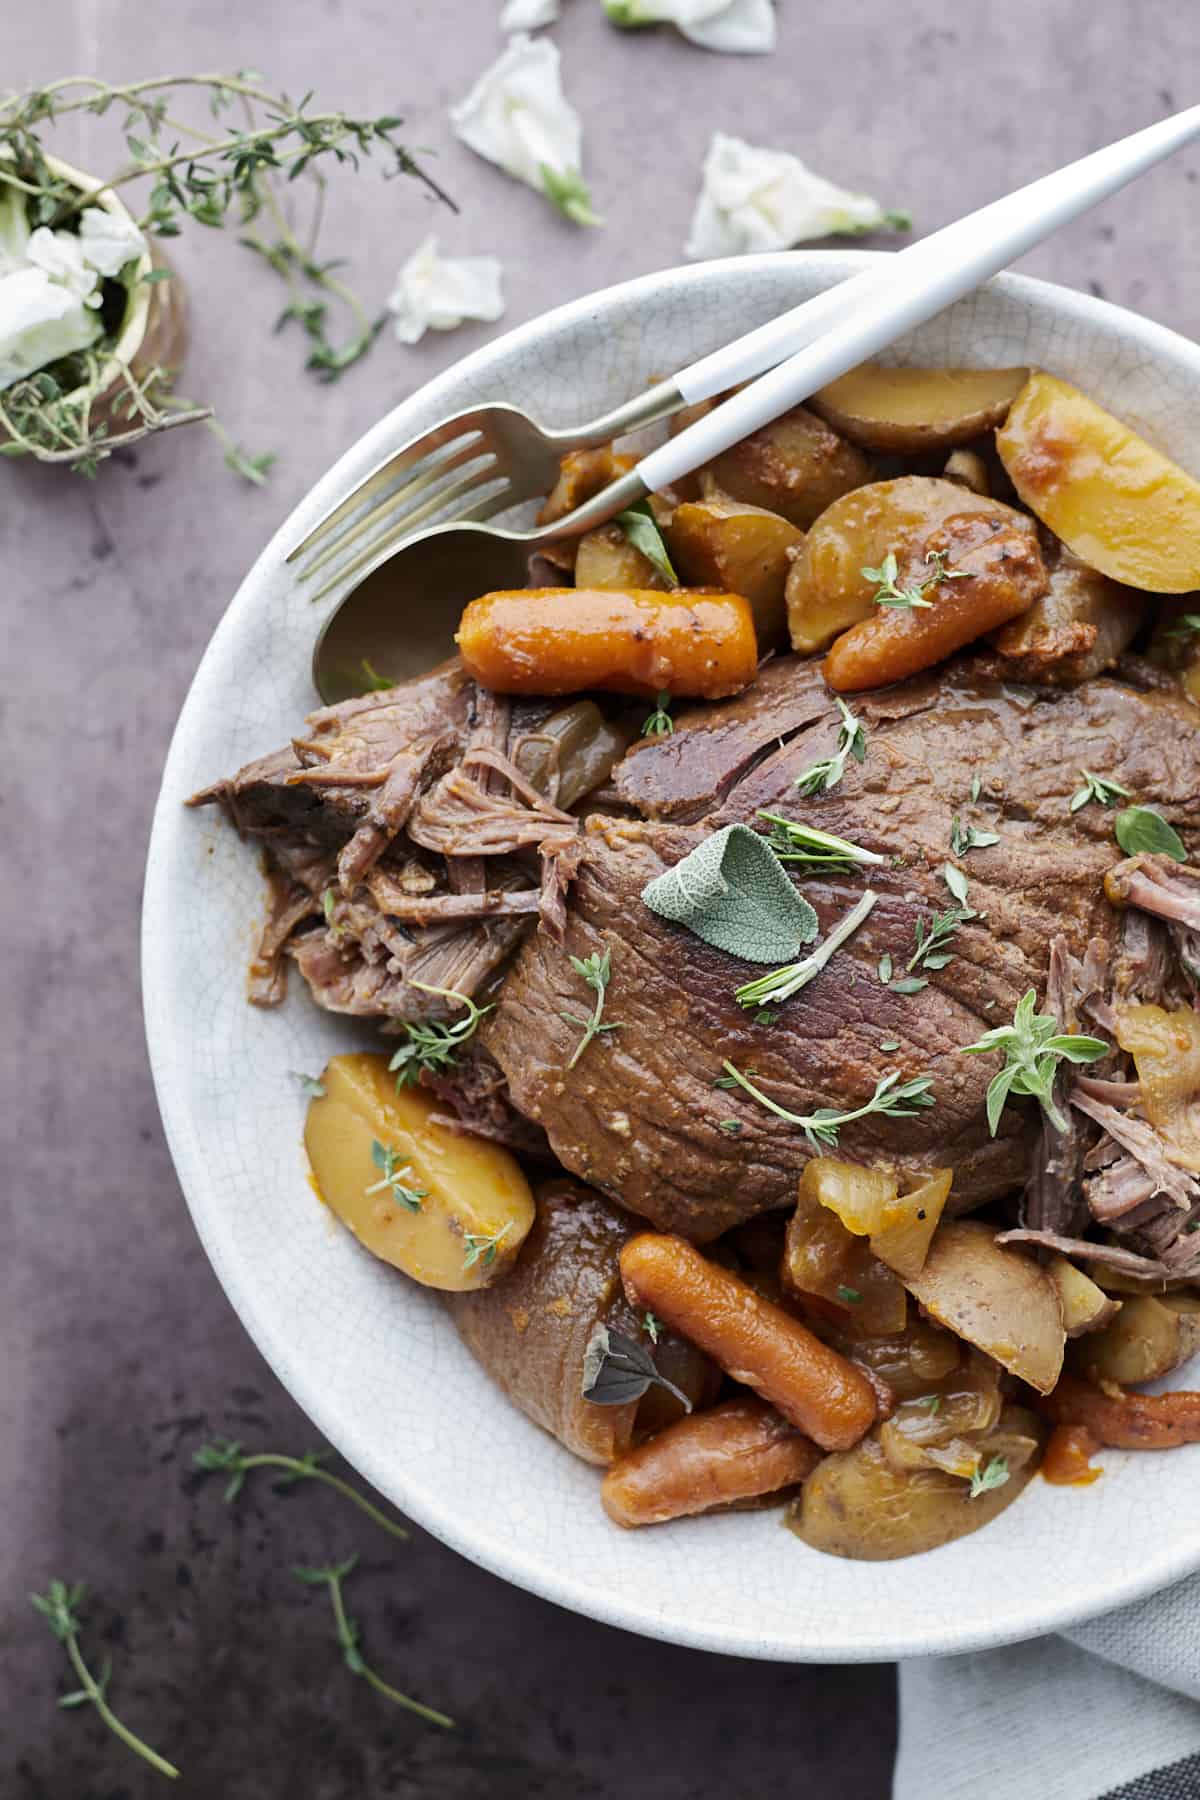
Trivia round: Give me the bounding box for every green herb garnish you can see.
[292,1557,454,1728]
[718,1118,743,1135]
[718,1062,934,1151]
[1113,805,1187,862]
[950,816,1000,856]
[642,823,818,964]
[291,1069,327,1098]
[793,696,866,795]
[1070,769,1130,814]
[643,1311,663,1344]
[908,905,971,976]
[366,1141,427,1212]
[889,976,928,995]
[970,775,982,803]
[877,953,893,985]
[1165,613,1200,640]
[735,890,878,1009]
[861,548,967,610]
[462,1226,511,1271]
[879,1038,901,1052]
[836,1285,863,1305]
[193,1438,409,1538]
[969,1455,1010,1499]
[942,863,970,906]
[917,1395,943,1414]
[388,983,494,1088]
[581,1323,692,1410]
[31,1580,179,1780]
[359,657,393,692]
[960,988,1109,1134]
[759,812,884,872]
[641,691,675,737]
[562,947,622,1069]
[617,500,677,586]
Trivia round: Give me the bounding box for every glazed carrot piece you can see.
[456,588,758,700]
[1040,1373,1200,1450]
[619,1232,879,1450]
[823,511,1046,692]
[601,1396,823,1528]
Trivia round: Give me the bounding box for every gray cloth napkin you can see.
[896,1574,1200,1799]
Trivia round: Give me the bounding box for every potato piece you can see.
[667,487,802,648]
[537,447,636,527]
[786,476,1037,654]
[996,371,1200,593]
[791,1405,1041,1561]
[700,402,872,530]
[810,364,1028,454]
[1071,1292,1200,1386]
[982,542,1145,686]
[601,1397,822,1527]
[942,448,990,496]
[305,1054,534,1292]
[823,506,1047,693]
[620,1232,879,1450]
[1048,1257,1121,1338]
[901,1220,1066,1394]
[574,523,667,592]
[456,587,758,700]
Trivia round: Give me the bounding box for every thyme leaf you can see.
[31,1580,179,1779]
[969,1454,1010,1499]
[193,1437,409,1539]
[641,691,675,737]
[291,1557,454,1728]
[950,816,1000,856]
[366,1141,427,1212]
[861,547,967,610]
[793,696,866,795]
[562,947,621,1069]
[718,1062,935,1151]
[388,983,493,1089]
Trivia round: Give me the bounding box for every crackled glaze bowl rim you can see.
[144,252,1200,1662]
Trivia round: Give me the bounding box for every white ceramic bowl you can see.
[143,251,1200,1662]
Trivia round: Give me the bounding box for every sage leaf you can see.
[1114,805,1187,863]
[615,500,677,586]
[581,1324,692,1411]
[642,823,818,963]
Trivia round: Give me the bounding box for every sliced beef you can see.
[487,663,1200,1241]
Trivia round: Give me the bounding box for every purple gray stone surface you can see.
[3,3,1197,1794]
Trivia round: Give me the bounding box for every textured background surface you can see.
[4,3,1198,1795]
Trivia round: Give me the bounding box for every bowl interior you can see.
[143,251,1200,1661]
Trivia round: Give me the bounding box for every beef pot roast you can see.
[486,661,1200,1240]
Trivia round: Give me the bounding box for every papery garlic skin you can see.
[500,0,560,29]
[605,0,775,54]
[686,132,903,259]
[0,266,103,391]
[451,35,598,224]
[26,225,101,306]
[388,236,506,346]
[78,206,149,278]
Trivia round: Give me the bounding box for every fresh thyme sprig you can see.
[31,1580,180,1780]
[758,812,884,872]
[1165,613,1200,640]
[793,696,866,796]
[1070,769,1131,814]
[861,548,967,610]
[366,1141,427,1212]
[641,691,675,737]
[718,1062,935,1151]
[0,73,452,471]
[291,1557,454,1729]
[388,982,494,1088]
[193,1438,410,1540]
[969,1454,1010,1499]
[561,947,622,1069]
[960,987,1108,1134]
[908,904,972,976]
[462,1225,511,1271]
[735,890,877,1009]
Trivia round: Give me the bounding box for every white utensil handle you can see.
[666,101,1200,434]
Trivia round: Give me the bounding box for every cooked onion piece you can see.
[305,1054,534,1291]
[997,371,1200,593]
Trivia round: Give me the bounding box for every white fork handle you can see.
[660,101,1200,447]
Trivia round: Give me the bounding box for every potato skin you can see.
[901,1220,1065,1395]
[456,587,758,700]
[668,489,803,647]
[997,371,1200,594]
[823,507,1047,693]
[601,1397,822,1528]
[792,1407,1041,1561]
[574,523,666,591]
[702,402,872,529]
[620,1232,879,1450]
[305,1054,534,1292]
[810,363,1027,454]
[1070,1293,1200,1386]
[786,476,1037,655]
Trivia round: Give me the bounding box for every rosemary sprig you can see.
[861,548,967,610]
[31,1580,179,1780]
[561,947,622,1069]
[1070,769,1131,814]
[193,1438,410,1540]
[735,890,877,1009]
[793,696,866,796]
[366,1141,427,1212]
[388,982,494,1089]
[719,1062,935,1151]
[641,691,675,737]
[960,988,1109,1134]
[758,812,884,872]
[292,1557,454,1729]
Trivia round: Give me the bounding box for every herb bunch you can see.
[0,72,451,473]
